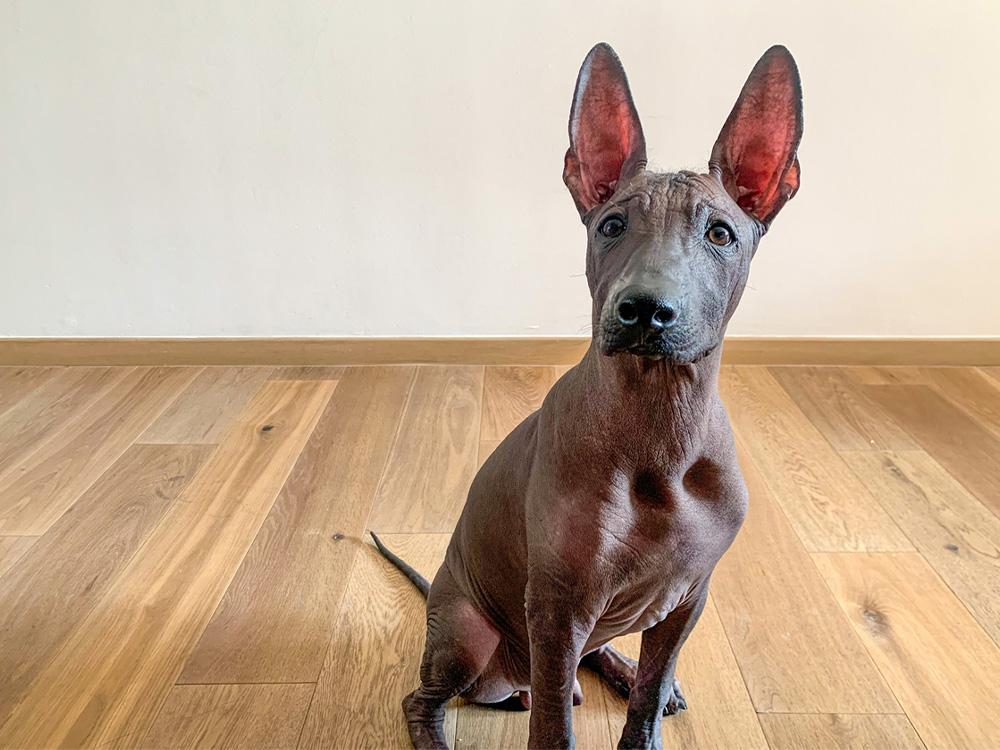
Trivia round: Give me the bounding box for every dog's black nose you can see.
[615,287,678,331]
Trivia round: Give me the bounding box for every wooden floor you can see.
[0,363,999,749]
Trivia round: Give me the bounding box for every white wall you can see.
[2,1,998,338]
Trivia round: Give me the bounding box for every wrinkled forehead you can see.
[611,170,743,229]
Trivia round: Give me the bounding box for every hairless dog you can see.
[373,42,803,750]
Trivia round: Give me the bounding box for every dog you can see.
[372,42,803,749]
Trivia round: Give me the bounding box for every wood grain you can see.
[603,597,767,750]
[1,363,998,746]
[0,445,212,728]
[813,552,1000,750]
[139,366,272,444]
[841,450,1000,643]
[840,366,932,385]
[180,367,413,684]
[758,714,923,750]
[0,379,334,748]
[268,365,346,380]
[0,535,35,578]
[769,366,917,450]
[299,534,457,750]
[480,365,556,442]
[914,365,1000,438]
[862,384,1000,516]
[719,367,910,551]
[0,366,60,415]
[710,443,900,713]
[368,366,483,532]
[142,683,314,749]
[0,365,130,475]
[0,366,200,535]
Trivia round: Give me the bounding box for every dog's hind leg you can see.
[403,565,501,750]
[581,644,687,717]
[581,644,637,699]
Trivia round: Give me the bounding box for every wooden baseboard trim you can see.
[0,337,998,367]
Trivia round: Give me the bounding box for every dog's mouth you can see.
[618,343,717,365]
[599,324,716,365]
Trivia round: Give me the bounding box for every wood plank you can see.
[368,366,483,533]
[862,384,1000,516]
[982,365,1000,385]
[268,365,346,380]
[769,366,918,450]
[841,450,1000,643]
[0,445,212,728]
[0,366,60,415]
[142,683,314,750]
[915,366,1000,438]
[0,366,201,535]
[758,714,923,750]
[710,443,900,714]
[480,365,556,442]
[0,379,335,749]
[179,367,413,684]
[139,367,272,444]
[603,597,767,750]
[299,533,457,750]
[0,535,35,578]
[0,366,130,476]
[841,366,932,385]
[719,367,910,551]
[813,552,1000,749]
[4,337,1000,366]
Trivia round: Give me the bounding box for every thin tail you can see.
[370,531,430,597]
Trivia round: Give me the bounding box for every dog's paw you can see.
[662,677,687,716]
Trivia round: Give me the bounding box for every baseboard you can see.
[1,336,999,366]
[723,337,1000,366]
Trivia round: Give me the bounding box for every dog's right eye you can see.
[599,215,627,239]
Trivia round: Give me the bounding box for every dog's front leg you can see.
[618,582,710,750]
[525,571,594,750]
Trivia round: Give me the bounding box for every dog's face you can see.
[564,45,803,364]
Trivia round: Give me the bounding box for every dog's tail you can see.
[370,531,430,597]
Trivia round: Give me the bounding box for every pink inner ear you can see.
[712,48,802,225]
[565,45,646,215]
[735,129,793,212]
[577,101,638,202]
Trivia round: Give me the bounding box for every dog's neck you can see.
[569,342,723,464]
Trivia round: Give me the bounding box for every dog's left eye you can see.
[599,215,627,239]
[706,222,734,246]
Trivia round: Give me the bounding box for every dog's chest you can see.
[585,462,744,642]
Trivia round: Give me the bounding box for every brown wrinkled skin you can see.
[391,43,802,750]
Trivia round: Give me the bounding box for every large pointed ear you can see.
[563,43,646,218]
[710,45,803,227]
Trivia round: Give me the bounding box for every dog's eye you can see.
[706,223,733,246]
[599,215,627,239]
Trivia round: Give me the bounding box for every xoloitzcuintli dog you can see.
[372,42,803,750]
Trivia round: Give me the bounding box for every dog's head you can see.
[565,44,802,364]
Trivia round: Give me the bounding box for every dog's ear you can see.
[564,43,646,219]
[710,46,803,228]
